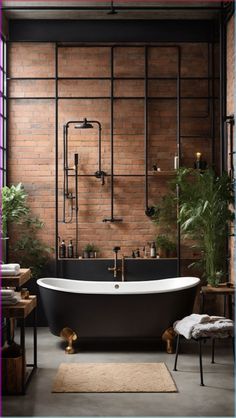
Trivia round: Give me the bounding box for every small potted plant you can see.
[83,243,98,259]
[155,235,177,258]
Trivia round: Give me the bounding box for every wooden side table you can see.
[200,284,235,319]
[2,296,37,395]
[1,268,31,288]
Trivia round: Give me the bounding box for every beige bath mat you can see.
[52,362,177,393]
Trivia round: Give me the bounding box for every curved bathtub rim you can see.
[37,276,200,295]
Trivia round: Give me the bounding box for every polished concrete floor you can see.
[2,327,235,417]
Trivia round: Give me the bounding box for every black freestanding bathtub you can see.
[37,277,200,341]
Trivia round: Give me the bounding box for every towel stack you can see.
[1,289,21,305]
[1,264,20,276]
[174,314,234,340]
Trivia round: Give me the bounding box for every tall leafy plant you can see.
[1,183,52,278]
[174,168,234,286]
[1,183,29,238]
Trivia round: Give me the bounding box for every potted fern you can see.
[174,168,234,287]
[1,183,52,277]
[155,235,177,258]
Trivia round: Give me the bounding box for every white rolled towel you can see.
[1,264,20,276]
[1,263,20,270]
[1,289,15,297]
[2,294,21,305]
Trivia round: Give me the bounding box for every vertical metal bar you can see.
[144,45,148,214]
[110,46,114,220]
[98,122,102,173]
[198,338,204,386]
[20,319,26,394]
[211,338,215,363]
[75,155,79,258]
[33,305,37,368]
[173,334,180,371]
[63,124,66,222]
[176,47,181,277]
[219,4,226,174]
[2,38,5,182]
[5,39,9,262]
[55,43,59,274]
[211,40,215,168]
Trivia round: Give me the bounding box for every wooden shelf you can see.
[201,284,235,295]
[2,295,37,319]
[1,268,31,288]
[148,170,176,176]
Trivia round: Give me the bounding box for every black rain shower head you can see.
[74,118,93,129]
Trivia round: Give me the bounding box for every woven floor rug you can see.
[52,362,177,393]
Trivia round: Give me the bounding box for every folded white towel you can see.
[1,270,20,276]
[1,293,21,305]
[1,264,20,274]
[173,314,211,339]
[1,264,20,270]
[2,295,16,300]
[1,289,15,297]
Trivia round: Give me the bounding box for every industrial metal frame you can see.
[3,2,233,277]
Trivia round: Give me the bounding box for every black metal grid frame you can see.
[6,42,219,275]
[4,2,231,275]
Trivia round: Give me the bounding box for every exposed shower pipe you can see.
[74,153,79,258]
[63,119,105,224]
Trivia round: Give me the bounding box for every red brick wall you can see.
[8,43,219,259]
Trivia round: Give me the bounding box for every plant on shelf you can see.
[12,216,52,279]
[174,167,234,287]
[83,243,98,259]
[152,190,177,258]
[155,234,177,258]
[1,182,52,278]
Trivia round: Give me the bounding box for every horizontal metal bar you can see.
[67,173,174,178]
[8,96,218,100]
[7,76,220,81]
[8,77,56,81]
[181,135,212,138]
[1,6,222,11]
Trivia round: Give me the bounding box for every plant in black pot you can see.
[174,168,234,287]
[83,243,98,259]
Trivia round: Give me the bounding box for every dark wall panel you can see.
[9,19,217,42]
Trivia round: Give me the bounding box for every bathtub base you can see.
[60,327,78,354]
[162,327,176,354]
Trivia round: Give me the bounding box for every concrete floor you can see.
[2,327,235,417]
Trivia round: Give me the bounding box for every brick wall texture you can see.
[8,43,220,259]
